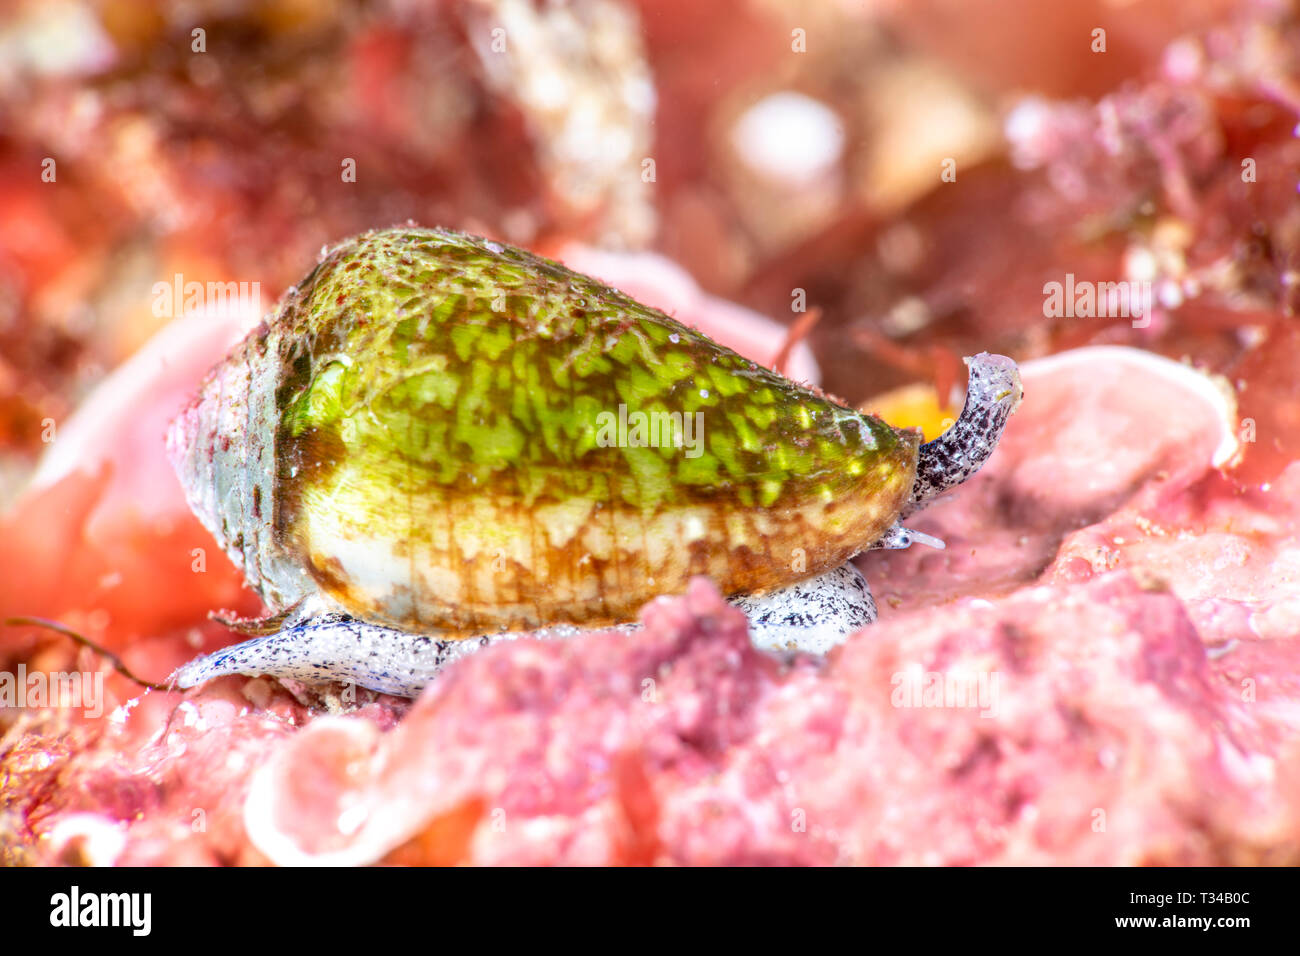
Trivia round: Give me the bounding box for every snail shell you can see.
[167,227,921,637]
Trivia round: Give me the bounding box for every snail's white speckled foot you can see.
[171,615,489,698]
[172,616,638,699]
[730,563,877,655]
[174,564,879,697]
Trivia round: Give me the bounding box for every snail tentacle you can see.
[869,522,946,551]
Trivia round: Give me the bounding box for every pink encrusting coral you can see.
[4,342,1299,866]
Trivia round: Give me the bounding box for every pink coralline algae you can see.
[5,344,1300,866]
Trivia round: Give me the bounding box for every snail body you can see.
[168,227,1021,696]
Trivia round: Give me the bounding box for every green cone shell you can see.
[168,227,920,634]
